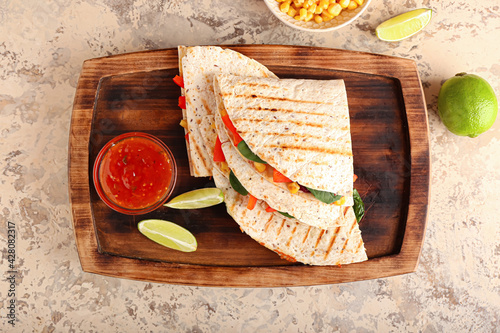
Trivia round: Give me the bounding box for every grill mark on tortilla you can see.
[263,143,353,157]
[324,226,341,259]
[302,227,311,243]
[229,105,345,117]
[349,219,357,233]
[237,130,350,143]
[286,224,297,246]
[310,158,353,167]
[264,215,274,233]
[340,238,350,254]
[315,230,325,249]
[191,153,199,174]
[235,82,285,91]
[286,229,294,247]
[235,117,326,128]
[232,113,346,174]
[276,219,286,236]
[201,98,212,116]
[246,154,347,168]
[356,240,364,252]
[191,140,208,172]
[251,210,261,227]
[223,92,334,105]
[274,250,297,262]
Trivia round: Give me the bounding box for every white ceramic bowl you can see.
[264,0,372,32]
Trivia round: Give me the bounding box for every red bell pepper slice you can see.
[221,114,237,135]
[173,75,184,88]
[178,96,186,109]
[221,114,243,146]
[184,132,189,143]
[273,168,292,183]
[265,206,277,213]
[247,194,258,210]
[232,132,243,146]
[213,136,225,162]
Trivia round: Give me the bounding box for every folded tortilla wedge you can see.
[216,75,354,206]
[178,46,277,177]
[214,74,354,206]
[213,83,346,229]
[212,167,367,266]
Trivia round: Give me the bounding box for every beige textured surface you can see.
[0,0,499,332]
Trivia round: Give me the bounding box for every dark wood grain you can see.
[69,45,430,287]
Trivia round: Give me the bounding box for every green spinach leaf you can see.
[353,189,365,223]
[306,187,342,204]
[278,211,295,219]
[237,141,267,164]
[229,170,248,196]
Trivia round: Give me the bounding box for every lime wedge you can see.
[376,8,432,42]
[138,219,197,252]
[164,188,224,209]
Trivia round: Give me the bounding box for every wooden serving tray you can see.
[69,45,430,287]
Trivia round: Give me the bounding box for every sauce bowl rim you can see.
[92,132,178,215]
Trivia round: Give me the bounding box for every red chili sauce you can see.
[99,137,173,210]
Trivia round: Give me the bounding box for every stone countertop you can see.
[1,0,499,332]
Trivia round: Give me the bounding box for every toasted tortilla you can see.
[177,46,193,175]
[178,46,276,177]
[212,167,367,266]
[215,74,354,205]
[213,83,345,229]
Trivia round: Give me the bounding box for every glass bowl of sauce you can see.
[93,132,177,215]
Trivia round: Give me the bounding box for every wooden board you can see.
[69,45,430,287]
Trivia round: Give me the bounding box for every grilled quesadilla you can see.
[177,46,277,177]
[212,81,346,229]
[212,167,367,266]
[214,74,354,206]
[175,46,367,266]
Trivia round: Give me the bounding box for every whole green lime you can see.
[437,73,498,138]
